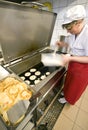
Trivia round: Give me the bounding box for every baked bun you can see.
[20,89,32,100]
[0,76,32,124]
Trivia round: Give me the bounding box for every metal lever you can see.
[21,1,44,7]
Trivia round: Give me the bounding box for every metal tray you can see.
[0,74,33,126]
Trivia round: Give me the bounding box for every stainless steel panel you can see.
[0,1,56,63]
[8,53,41,75]
[0,120,7,130]
[22,121,34,130]
[0,65,10,80]
[7,100,30,124]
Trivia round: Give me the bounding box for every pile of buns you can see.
[0,76,32,125]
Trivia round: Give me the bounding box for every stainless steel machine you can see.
[0,1,66,130]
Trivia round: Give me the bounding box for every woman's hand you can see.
[56,40,68,47]
[61,54,71,65]
[56,41,64,47]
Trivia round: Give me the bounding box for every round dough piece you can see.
[30,68,36,72]
[35,71,41,76]
[34,79,40,84]
[20,76,25,80]
[46,72,50,76]
[25,72,31,77]
[29,75,36,80]
[41,75,46,80]
[25,80,30,85]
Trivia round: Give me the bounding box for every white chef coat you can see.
[65,24,88,56]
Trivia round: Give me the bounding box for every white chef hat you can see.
[62,5,86,25]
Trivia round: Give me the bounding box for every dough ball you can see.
[35,71,41,76]
[30,68,36,72]
[34,79,40,84]
[46,72,50,76]
[41,75,46,80]
[29,75,36,80]
[20,76,25,80]
[25,72,31,77]
[25,80,30,85]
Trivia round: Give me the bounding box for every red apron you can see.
[63,62,88,105]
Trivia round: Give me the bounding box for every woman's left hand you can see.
[61,54,71,65]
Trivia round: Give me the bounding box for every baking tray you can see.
[0,74,33,126]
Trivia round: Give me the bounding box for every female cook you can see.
[57,5,88,105]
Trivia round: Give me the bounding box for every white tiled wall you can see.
[39,0,88,48]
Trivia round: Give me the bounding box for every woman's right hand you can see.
[56,40,68,47]
[56,40,65,47]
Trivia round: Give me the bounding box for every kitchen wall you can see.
[39,0,88,48]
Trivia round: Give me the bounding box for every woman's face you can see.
[65,20,84,35]
[66,23,80,34]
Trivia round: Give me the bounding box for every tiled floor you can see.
[53,86,88,130]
